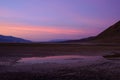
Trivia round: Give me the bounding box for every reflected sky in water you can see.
[18,55,102,64]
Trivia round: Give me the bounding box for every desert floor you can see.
[0,43,120,80]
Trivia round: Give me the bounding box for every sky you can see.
[0,0,120,41]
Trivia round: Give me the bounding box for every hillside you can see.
[0,35,31,43]
[94,21,120,43]
[63,21,120,43]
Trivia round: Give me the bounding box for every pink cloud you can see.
[0,23,82,34]
[0,22,94,41]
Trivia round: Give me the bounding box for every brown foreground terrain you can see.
[0,43,120,80]
[0,43,120,56]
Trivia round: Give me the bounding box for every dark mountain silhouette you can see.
[62,37,95,43]
[93,21,120,43]
[49,39,68,42]
[62,21,120,43]
[0,35,31,43]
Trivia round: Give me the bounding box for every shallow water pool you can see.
[17,55,102,64]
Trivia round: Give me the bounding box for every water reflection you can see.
[18,55,101,64]
[0,57,20,65]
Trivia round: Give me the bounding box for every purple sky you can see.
[0,0,120,41]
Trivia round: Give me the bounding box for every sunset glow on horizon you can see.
[0,0,120,41]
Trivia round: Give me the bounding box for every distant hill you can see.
[0,35,31,43]
[62,37,95,43]
[62,21,120,43]
[49,39,68,42]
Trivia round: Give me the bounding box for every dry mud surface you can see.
[0,44,120,80]
[0,55,120,80]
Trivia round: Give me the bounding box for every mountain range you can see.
[0,35,31,43]
[63,21,120,43]
[0,21,119,43]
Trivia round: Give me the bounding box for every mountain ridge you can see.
[93,20,120,43]
[0,35,31,43]
[62,21,120,43]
